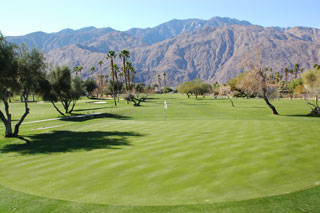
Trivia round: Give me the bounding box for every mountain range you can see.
[6,17,320,85]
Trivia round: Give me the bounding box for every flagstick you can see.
[164,100,167,121]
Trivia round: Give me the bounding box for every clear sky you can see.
[1,0,319,36]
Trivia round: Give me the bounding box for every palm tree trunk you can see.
[100,65,103,97]
[127,69,131,92]
[111,59,117,106]
[115,71,120,103]
[285,73,288,82]
[123,58,128,92]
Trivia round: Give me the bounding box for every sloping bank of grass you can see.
[0,183,319,212]
[0,95,319,212]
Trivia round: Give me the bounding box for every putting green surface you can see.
[0,95,319,207]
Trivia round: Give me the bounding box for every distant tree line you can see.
[177,51,320,115]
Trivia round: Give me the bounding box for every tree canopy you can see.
[42,66,84,115]
[178,79,211,99]
[302,67,320,114]
[0,35,46,137]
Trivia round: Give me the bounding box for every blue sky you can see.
[1,0,319,36]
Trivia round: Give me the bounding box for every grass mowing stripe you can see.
[0,95,319,208]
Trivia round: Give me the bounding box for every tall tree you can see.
[275,72,280,84]
[73,65,83,76]
[105,74,109,93]
[42,66,84,115]
[106,50,117,106]
[73,66,79,76]
[131,68,136,85]
[157,74,161,89]
[125,61,135,86]
[0,37,46,137]
[269,74,274,82]
[163,72,167,87]
[84,78,98,98]
[294,63,300,80]
[284,67,289,82]
[314,64,320,70]
[289,68,294,81]
[113,64,120,103]
[119,50,130,91]
[90,66,95,73]
[98,60,104,97]
[78,66,83,75]
[237,69,279,115]
[302,68,320,114]
[0,36,19,137]
[90,66,95,80]
[239,49,279,115]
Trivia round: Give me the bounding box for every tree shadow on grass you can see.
[280,114,320,118]
[72,106,110,112]
[236,106,265,109]
[1,130,143,155]
[61,113,130,122]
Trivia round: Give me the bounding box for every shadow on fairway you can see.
[1,130,142,155]
[62,113,130,122]
[72,107,110,112]
[281,114,320,118]
[236,106,265,109]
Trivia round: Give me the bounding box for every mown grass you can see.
[0,94,319,212]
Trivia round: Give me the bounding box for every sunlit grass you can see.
[0,94,319,211]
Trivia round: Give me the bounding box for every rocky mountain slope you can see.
[6,17,320,85]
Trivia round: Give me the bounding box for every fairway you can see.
[0,95,320,208]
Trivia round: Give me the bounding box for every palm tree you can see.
[119,71,124,83]
[73,66,79,76]
[90,66,95,78]
[131,68,136,85]
[157,74,161,89]
[284,67,288,82]
[294,63,300,80]
[289,68,294,81]
[76,66,83,78]
[269,74,274,82]
[105,74,109,95]
[125,61,133,90]
[163,72,167,87]
[113,64,120,103]
[126,62,135,86]
[106,50,117,106]
[98,61,104,97]
[314,64,320,70]
[119,50,130,91]
[275,72,280,84]
[79,66,83,72]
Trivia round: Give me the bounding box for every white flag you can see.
[164,100,167,110]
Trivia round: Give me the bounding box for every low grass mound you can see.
[0,95,319,210]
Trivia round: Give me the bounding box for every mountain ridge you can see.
[5,17,320,85]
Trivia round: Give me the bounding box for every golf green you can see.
[0,95,319,207]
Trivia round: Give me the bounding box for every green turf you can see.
[0,94,320,211]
